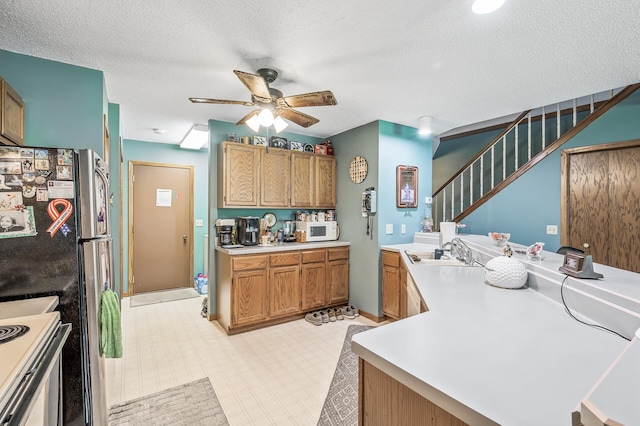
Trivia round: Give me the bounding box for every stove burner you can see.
[0,325,30,344]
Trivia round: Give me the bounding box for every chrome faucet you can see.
[449,238,476,266]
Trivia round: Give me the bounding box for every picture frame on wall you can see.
[396,165,418,208]
[253,135,268,146]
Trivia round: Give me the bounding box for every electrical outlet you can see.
[195,219,204,227]
[401,224,406,234]
[546,225,558,235]
[386,224,393,234]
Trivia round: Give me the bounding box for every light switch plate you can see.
[546,225,558,235]
[195,219,204,227]
[401,224,406,234]
[386,224,393,234]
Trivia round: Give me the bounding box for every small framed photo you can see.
[289,141,304,151]
[396,165,418,208]
[269,136,288,149]
[0,207,37,239]
[253,135,268,146]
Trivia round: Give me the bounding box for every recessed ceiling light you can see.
[152,128,166,134]
[472,0,505,14]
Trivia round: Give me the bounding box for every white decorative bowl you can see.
[484,256,528,289]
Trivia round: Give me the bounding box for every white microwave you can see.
[296,221,339,242]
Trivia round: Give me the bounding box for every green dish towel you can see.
[99,288,123,358]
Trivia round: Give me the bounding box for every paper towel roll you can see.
[439,222,457,247]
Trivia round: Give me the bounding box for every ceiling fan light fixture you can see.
[273,115,288,133]
[246,114,261,132]
[258,108,275,127]
[472,0,505,14]
[418,116,432,135]
[180,124,209,150]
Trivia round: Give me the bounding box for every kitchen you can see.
[2,2,640,425]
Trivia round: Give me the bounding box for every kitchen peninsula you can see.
[353,235,640,425]
[215,241,349,334]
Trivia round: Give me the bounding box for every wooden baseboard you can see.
[358,309,387,323]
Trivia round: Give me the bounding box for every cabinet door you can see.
[220,143,260,207]
[232,269,268,326]
[0,79,25,146]
[261,149,290,207]
[327,259,349,305]
[290,152,314,207]
[315,155,336,208]
[301,262,326,311]
[269,266,301,318]
[382,265,401,319]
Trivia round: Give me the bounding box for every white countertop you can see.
[0,296,59,320]
[352,238,633,425]
[214,240,350,255]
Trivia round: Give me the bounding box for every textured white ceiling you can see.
[1,0,639,144]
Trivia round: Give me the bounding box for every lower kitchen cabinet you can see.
[381,250,407,320]
[216,245,349,334]
[327,248,349,305]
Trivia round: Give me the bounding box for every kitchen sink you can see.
[405,250,481,266]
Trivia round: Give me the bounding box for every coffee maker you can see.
[215,218,236,246]
[236,216,260,246]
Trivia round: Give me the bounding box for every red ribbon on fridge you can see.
[46,199,73,237]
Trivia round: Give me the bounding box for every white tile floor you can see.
[105,295,379,425]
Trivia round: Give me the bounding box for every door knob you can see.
[183,234,188,242]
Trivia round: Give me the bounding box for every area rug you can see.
[130,288,200,307]
[318,324,374,426]
[108,378,229,426]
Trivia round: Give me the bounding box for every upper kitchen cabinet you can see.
[315,155,336,208]
[218,142,260,207]
[261,148,290,207]
[218,142,337,209]
[290,151,315,207]
[0,77,25,146]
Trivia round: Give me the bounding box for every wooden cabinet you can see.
[218,143,260,207]
[231,255,268,326]
[261,148,290,207]
[268,253,301,318]
[315,155,337,208]
[327,247,349,305]
[217,142,336,209]
[382,250,407,320]
[0,77,25,146]
[290,152,315,207]
[216,245,349,334]
[301,250,326,310]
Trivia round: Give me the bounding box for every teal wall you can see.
[465,89,640,250]
[331,120,430,317]
[0,49,105,155]
[378,121,432,246]
[107,103,122,296]
[122,140,209,294]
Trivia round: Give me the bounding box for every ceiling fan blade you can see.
[277,108,320,128]
[280,91,337,108]
[189,97,254,106]
[236,110,260,126]
[233,70,272,103]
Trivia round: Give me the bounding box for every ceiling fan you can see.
[189,68,337,129]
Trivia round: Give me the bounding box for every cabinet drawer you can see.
[270,252,300,267]
[328,247,349,261]
[382,251,400,267]
[302,250,326,264]
[233,255,268,271]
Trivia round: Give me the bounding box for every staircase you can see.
[432,84,640,228]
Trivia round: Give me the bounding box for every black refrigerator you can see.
[0,146,112,426]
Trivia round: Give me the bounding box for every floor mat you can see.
[317,324,374,426]
[109,378,229,426]
[130,288,199,307]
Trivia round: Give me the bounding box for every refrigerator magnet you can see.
[36,188,48,202]
[57,149,73,165]
[56,165,72,180]
[23,185,36,198]
[35,159,50,170]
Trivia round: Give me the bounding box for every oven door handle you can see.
[0,323,71,426]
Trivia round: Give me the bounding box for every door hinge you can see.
[132,175,135,183]
[132,275,135,283]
